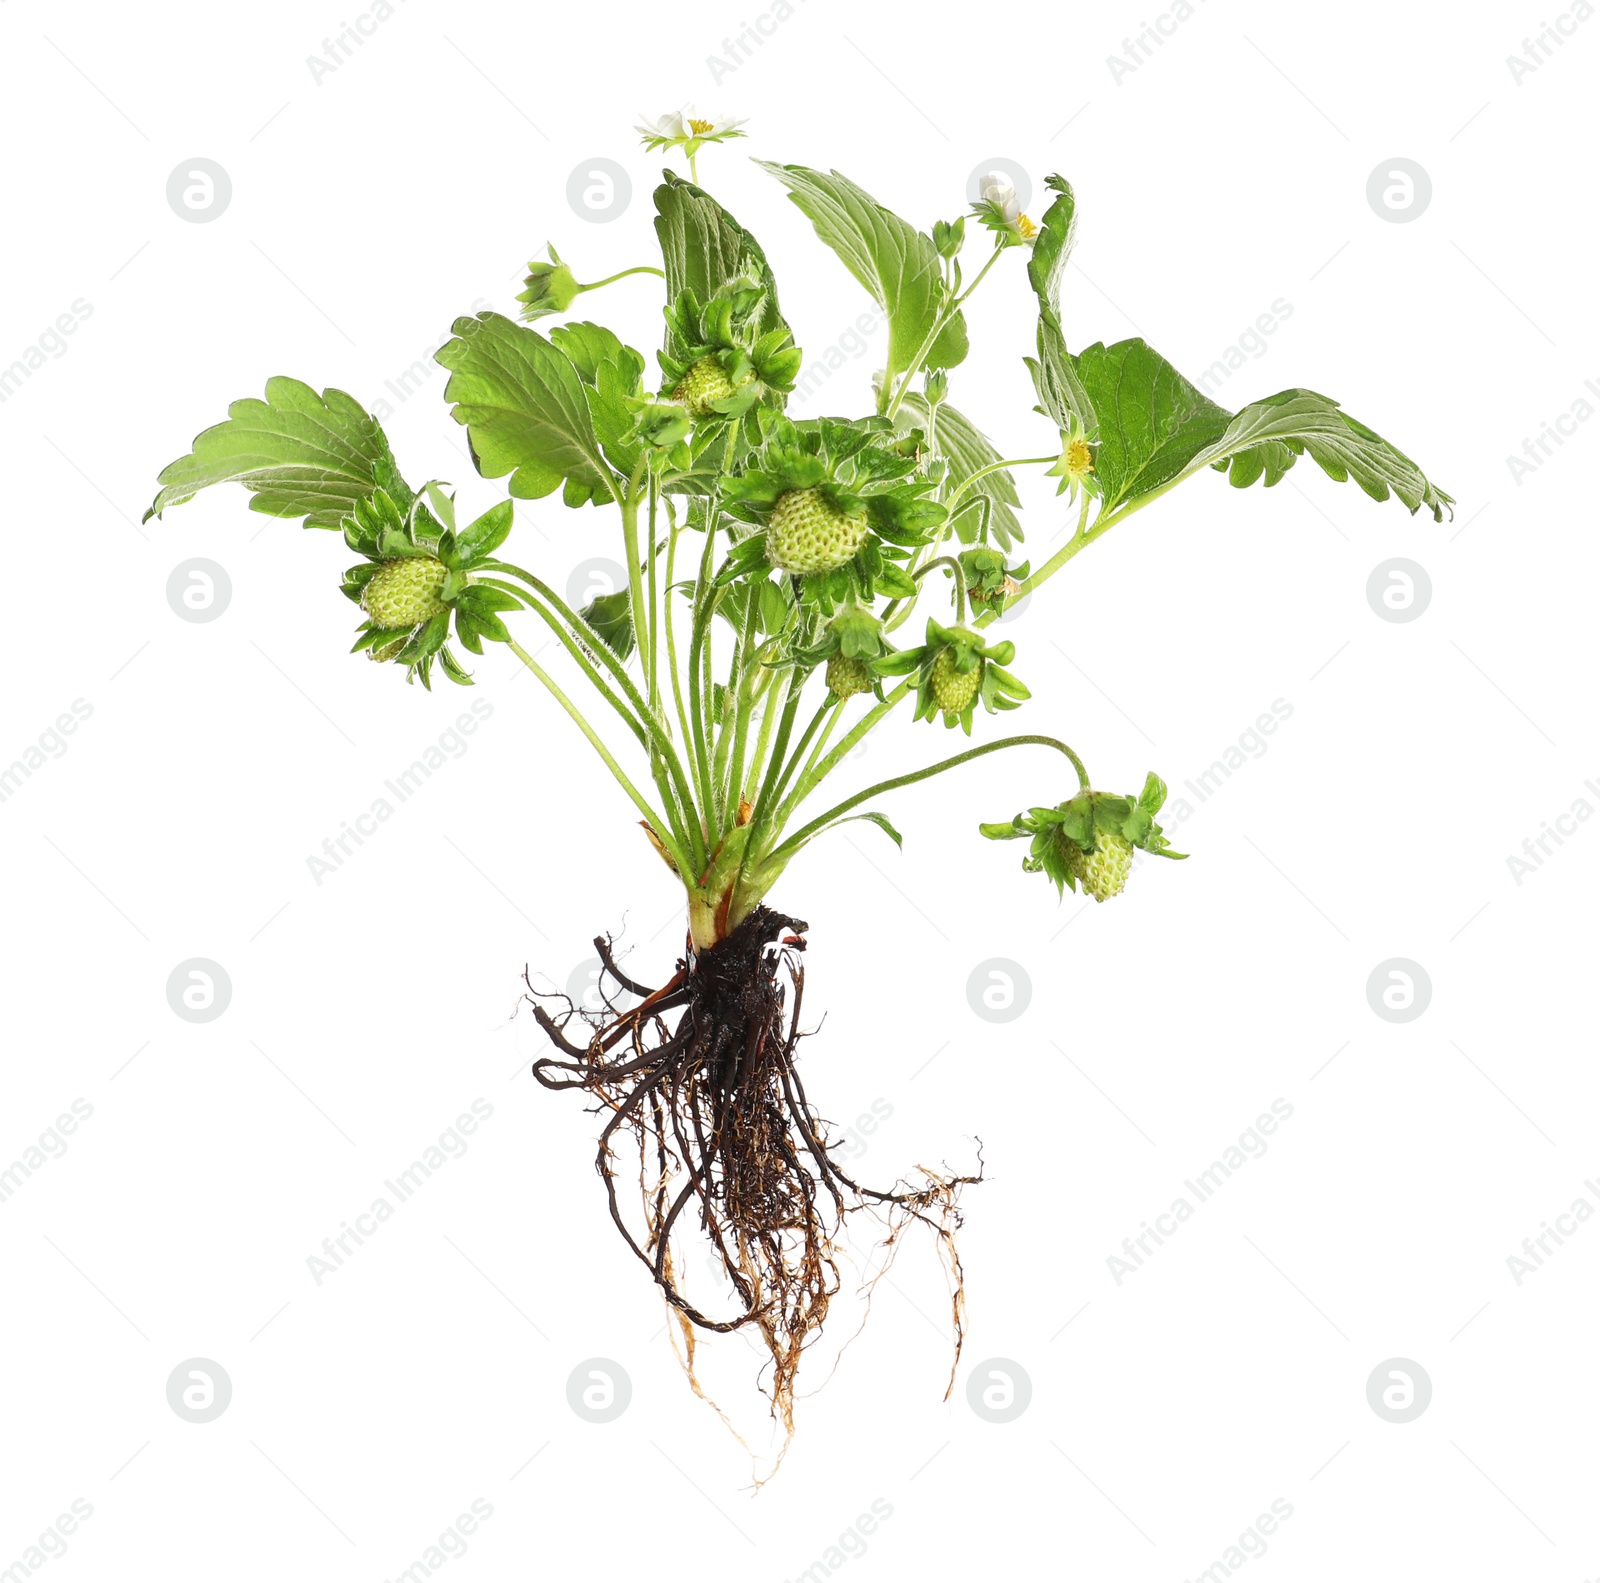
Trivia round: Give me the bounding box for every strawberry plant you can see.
[146,117,1450,1451]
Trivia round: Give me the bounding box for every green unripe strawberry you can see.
[929,643,980,718]
[671,355,736,418]
[826,652,873,699]
[766,487,868,575]
[361,556,448,629]
[1068,831,1133,903]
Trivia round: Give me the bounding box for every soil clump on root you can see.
[528,905,980,1443]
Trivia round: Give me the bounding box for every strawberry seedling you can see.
[147,135,1450,1457]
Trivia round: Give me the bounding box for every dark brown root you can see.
[527,906,981,1449]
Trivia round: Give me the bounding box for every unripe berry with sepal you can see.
[766,487,869,575]
[361,556,448,628]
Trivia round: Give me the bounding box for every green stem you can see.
[947,455,1057,507]
[885,246,1007,421]
[770,734,1090,865]
[663,504,694,762]
[619,456,651,688]
[507,638,692,878]
[741,671,782,805]
[580,264,666,289]
[913,555,967,624]
[485,563,705,869]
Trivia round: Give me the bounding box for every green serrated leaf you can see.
[436,312,615,506]
[654,172,790,354]
[757,162,967,383]
[896,392,1023,549]
[145,378,406,528]
[1072,339,1234,511]
[1191,388,1454,521]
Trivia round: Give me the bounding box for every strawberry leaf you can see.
[757,162,968,382]
[145,378,407,529]
[436,312,615,506]
[654,173,790,348]
[1191,388,1454,520]
[1071,339,1234,512]
[896,393,1023,549]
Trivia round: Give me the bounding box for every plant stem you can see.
[885,246,1007,420]
[619,456,652,688]
[581,264,666,289]
[946,455,1057,506]
[507,638,692,878]
[769,734,1090,865]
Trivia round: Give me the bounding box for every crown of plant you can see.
[980,774,1185,899]
[720,415,945,611]
[340,484,521,689]
[658,274,801,424]
[877,618,1028,734]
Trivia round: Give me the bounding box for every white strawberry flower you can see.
[973,170,1039,247]
[637,107,748,151]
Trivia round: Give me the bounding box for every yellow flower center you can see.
[688,118,715,134]
[1017,214,1039,240]
[1066,437,1094,476]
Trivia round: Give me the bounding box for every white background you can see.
[2,0,1596,1578]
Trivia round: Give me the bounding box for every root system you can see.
[528,905,980,1443]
